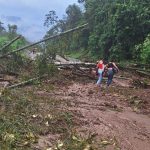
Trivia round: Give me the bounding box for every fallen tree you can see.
[0,35,21,52]
[73,65,96,80]
[0,24,88,58]
[136,70,150,77]
[6,76,45,89]
[118,65,150,78]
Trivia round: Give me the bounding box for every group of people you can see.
[96,59,119,87]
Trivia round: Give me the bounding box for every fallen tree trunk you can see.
[0,24,88,58]
[55,62,95,67]
[58,63,133,81]
[113,76,132,80]
[72,72,96,80]
[7,76,44,89]
[121,66,150,73]
[0,35,21,52]
[129,63,150,68]
[0,71,19,77]
[118,65,150,77]
[136,70,150,77]
[72,64,95,79]
[130,67,150,73]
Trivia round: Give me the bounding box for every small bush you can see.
[35,54,58,77]
[140,34,150,64]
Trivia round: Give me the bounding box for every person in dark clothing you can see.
[106,62,119,86]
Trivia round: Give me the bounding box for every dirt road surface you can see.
[35,71,150,150]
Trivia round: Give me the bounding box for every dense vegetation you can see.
[44,0,150,63]
[0,22,28,51]
[1,0,149,63]
[0,22,32,73]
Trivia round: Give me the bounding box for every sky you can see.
[0,0,78,42]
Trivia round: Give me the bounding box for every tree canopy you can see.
[44,0,150,63]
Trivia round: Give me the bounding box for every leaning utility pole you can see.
[0,23,88,59]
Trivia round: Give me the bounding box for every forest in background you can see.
[0,0,149,64]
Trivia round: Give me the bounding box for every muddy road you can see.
[34,70,150,150]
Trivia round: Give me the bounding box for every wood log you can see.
[7,76,45,89]
[55,62,95,67]
[58,64,132,81]
[118,65,150,73]
[58,55,69,61]
[130,63,150,68]
[0,71,19,77]
[0,35,21,51]
[136,70,150,77]
[72,72,96,80]
[0,24,88,59]
[127,67,150,73]
[113,76,132,80]
[72,64,96,80]
[118,65,150,77]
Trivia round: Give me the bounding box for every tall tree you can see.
[44,10,58,27]
[8,24,18,39]
[65,4,83,28]
[83,0,150,60]
[44,4,85,54]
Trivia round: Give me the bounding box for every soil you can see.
[35,70,150,150]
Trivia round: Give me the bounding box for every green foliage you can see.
[84,0,150,61]
[0,36,8,50]
[0,21,30,73]
[137,34,150,64]
[0,22,27,53]
[35,53,58,77]
[44,4,85,55]
[65,4,83,28]
[8,53,29,72]
[43,0,150,63]
[44,10,58,27]
[0,92,38,149]
[1,39,27,55]
[0,85,78,149]
[11,38,27,50]
[0,37,30,73]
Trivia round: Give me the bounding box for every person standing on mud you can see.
[96,60,105,87]
[106,61,119,86]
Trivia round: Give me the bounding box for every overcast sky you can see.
[0,0,78,42]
